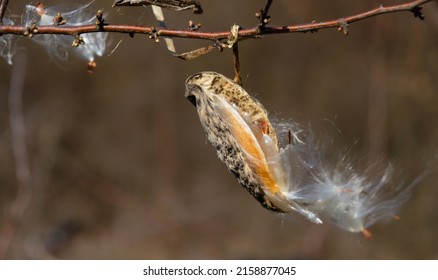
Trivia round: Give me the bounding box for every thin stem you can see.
[232,43,242,86]
[257,0,274,27]
[263,0,273,17]
[0,0,9,24]
[0,0,433,40]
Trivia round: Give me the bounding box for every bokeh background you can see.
[0,0,437,259]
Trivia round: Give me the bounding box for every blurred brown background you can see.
[0,0,437,259]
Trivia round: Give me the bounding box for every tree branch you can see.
[0,0,9,24]
[256,0,274,28]
[0,1,433,43]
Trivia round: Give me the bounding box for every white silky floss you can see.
[0,17,17,65]
[276,125,415,239]
[23,1,107,64]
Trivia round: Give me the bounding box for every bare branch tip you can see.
[411,6,425,20]
[256,0,274,28]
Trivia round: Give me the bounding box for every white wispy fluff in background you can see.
[23,0,107,63]
[0,17,17,65]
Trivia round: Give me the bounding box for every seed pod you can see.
[185,72,321,223]
[185,72,420,238]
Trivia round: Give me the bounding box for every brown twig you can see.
[0,0,432,41]
[0,0,9,24]
[232,43,242,86]
[256,0,274,28]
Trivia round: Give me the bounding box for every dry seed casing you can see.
[185,72,284,212]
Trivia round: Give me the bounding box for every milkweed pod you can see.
[185,72,321,223]
[185,71,420,237]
